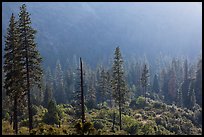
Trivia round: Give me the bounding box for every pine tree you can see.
[188,81,196,109]
[43,83,53,108]
[111,47,128,130]
[3,13,26,134]
[181,59,191,108]
[55,60,64,88]
[184,59,188,80]
[71,62,82,119]
[18,4,43,132]
[159,68,166,96]
[98,69,108,104]
[42,67,54,107]
[86,73,96,110]
[194,57,202,107]
[106,71,113,107]
[54,60,66,104]
[141,64,149,103]
[42,100,60,125]
[167,69,177,103]
[152,74,160,93]
[176,87,183,108]
[64,68,74,103]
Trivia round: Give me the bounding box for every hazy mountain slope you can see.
[2,2,202,69]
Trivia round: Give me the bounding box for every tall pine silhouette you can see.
[18,4,43,132]
[111,47,128,130]
[3,13,25,134]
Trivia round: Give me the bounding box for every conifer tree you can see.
[141,64,149,103]
[55,60,64,88]
[43,83,53,108]
[168,69,177,103]
[3,13,25,134]
[194,57,202,106]
[43,67,53,107]
[64,67,74,103]
[86,74,96,109]
[54,60,66,104]
[152,74,160,93]
[106,71,113,107]
[184,59,188,80]
[188,81,196,109]
[43,100,60,125]
[181,59,191,108]
[111,47,128,130]
[98,69,108,104]
[18,4,43,132]
[71,62,82,119]
[176,87,183,108]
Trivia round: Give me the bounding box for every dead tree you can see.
[80,57,85,125]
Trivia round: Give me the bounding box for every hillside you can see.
[2,96,202,135]
[2,2,202,69]
[2,2,202,135]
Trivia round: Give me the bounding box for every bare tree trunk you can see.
[80,57,85,126]
[119,101,122,130]
[25,36,33,132]
[112,112,116,132]
[118,86,122,130]
[13,95,18,134]
[144,86,146,105]
[10,112,13,125]
[110,95,113,108]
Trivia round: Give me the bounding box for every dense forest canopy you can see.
[2,2,202,135]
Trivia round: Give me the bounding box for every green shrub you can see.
[134,114,142,119]
[96,102,108,110]
[42,100,60,125]
[93,120,104,130]
[169,124,180,134]
[86,99,97,110]
[19,127,29,135]
[2,120,14,135]
[142,114,148,120]
[161,103,167,110]
[153,101,163,109]
[155,117,162,125]
[65,107,75,115]
[114,130,128,135]
[124,120,142,135]
[156,125,174,135]
[20,119,29,127]
[136,96,146,109]
[74,121,96,135]
[144,107,151,111]
[4,112,10,121]
[30,124,69,135]
[32,105,38,116]
[97,108,112,119]
[129,99,137,109]
[148,111,156,117]
[140,122,156,135]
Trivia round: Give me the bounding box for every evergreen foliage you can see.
[3,12,27,134]
[43,100,60,125]
[111,47,129,130]
[152,74,160,93]
[2,3,202,135]
[141,64,149,103]
[18,4,43,132]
